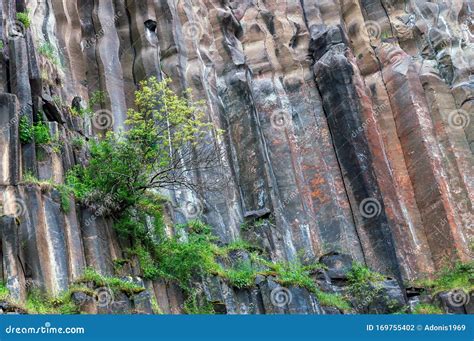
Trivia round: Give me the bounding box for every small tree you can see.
[67,77,220,213]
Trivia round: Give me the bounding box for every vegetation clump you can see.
[0,282,9,301]
[415,261,474,295]
[346,262,386,312]
[412,303,443,315]
[23,172,72,213]
[16,11,30,29]
[0,281,79,314]
[38,42,61,66]
[77,268,145,296]
[71,91,106,117]
[66,77,216,210]
[19,115,51,145]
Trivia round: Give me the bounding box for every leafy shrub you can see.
[25,289,78,314]
[347,262,385,286]
[33,121,51,144]
[131,246,159,280]
[314,290,351,311]
[226,260,256,289]
[346,262,386,312]
[18,116,51,145]
[0,282,9,301]
[154,231,220,291]
[413,303,443,314]
[22,172,72,212]
[71,136,85,149]
[38,42,61,66]
[66,77,216,212]
[19,115,33,144]
[78,268,144,295]
[415,261,474,294]
[16,11,30,29]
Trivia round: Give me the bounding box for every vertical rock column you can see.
[1,216,26,302]
[9,33,37,173]
[378,44,471,268]
[0,93,20,185]
[312,26,401,278]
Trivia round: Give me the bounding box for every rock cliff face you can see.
[0,0,472,314]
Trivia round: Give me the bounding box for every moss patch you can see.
[76,268,145,296]
[22,172,72,213]
[413,303,443,315]
[415,261,474,294]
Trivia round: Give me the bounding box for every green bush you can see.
[413,303,443,314]
[132,246,159,280]
[78,268,144,296]
[33,121,51,144]
[347,262,385,285]
[314,290,351,311]
[18,116,51,145]
[16,11,30,29]
[415,261,474,294]
[154,231,221,291]
[346,262,386,312]
[226,260,256,289]
[66,77,216,211]
[38,42,61,66]
[0,282,9,301]
[71,136,85,149]
[25,289,79,314]
[22,172,72,212]
[19,115,33,144]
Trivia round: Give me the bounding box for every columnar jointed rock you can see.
[0,0,471,314]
